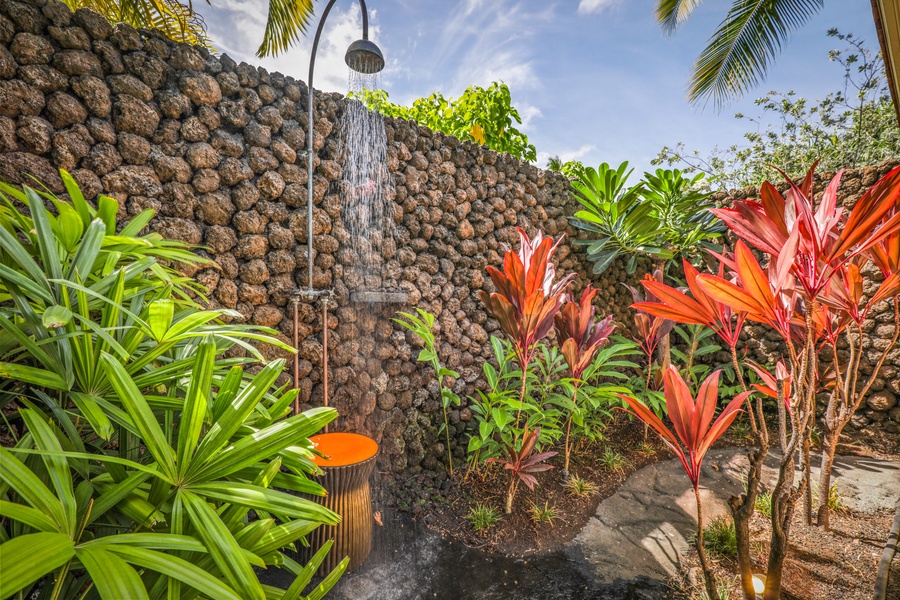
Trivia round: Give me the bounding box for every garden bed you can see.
[677,508,896,600]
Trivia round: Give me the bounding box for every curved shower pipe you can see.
[294,0,383,418]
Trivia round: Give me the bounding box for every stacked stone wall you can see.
[0,2,597,482]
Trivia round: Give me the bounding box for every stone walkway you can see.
[569,448,900,583]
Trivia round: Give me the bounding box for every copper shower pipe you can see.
[292,291,332,423]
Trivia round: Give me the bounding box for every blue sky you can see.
[204,0,879,176]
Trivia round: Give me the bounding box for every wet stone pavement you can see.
[260,508,671,600]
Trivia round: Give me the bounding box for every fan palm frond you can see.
[61,0,209,47]
[689,0,824,109]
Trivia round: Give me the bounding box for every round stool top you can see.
[309,432,378,467]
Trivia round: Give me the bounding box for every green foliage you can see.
[393,309,460,473]
[701,516,738,559]
[812,481,846,513]
[466,336,637,467]
[0,173,344,599]
[528,501,558,525]
[655,30,900,189]
[570,162,722,274]
[755,491,773,517]
[564,474,598,497]
[466,503,500,532]
[546,156,586,179]
[355,83,537,161]
[59,0,313,57]
[598,447,627,474]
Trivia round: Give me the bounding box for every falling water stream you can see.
[340,71,391,290]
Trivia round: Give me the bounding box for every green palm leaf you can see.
[258,0,315,57]
[690,0,824,108]
[656,0,704,33]
[76,546,150,600]
[0,533,75,599]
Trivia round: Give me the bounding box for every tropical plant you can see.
[655,31,900,189]
[466,503,500,532]
[689,163,900,599]
[570,162,665,275]
[754,490,773,517]
[355,83,537,161]
[58,0,313,57]
[0,172,345,599]
[563,474,598,497]
[642,169,725,257]
[546,156,585,179]
[478,228,574,431]
[528,501,557,525]
[0,175,291,440]
[570,163,725,275]
[619,366,749,600]
[392,309,461,474]
[553,284,615,476]
[655,0,831,107]
[631,257,753,429]
[486,427,557,514]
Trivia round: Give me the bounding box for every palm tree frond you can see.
[61,0,210,48]
[256,0,315,58]
[689,0,824,109]
[656,0,705,34]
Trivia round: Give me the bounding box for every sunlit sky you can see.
[204,0,880,176]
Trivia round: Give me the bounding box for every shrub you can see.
[599,447,628,474]
[564,475,598,498]
[702,517,738,559]
[0,172,345,599]
[528,501,558,525]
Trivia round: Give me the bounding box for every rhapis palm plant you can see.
[0,172,345,599]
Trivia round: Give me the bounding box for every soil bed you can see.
[423,418,671,556]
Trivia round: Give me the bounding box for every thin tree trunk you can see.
[694,485,717,600]
[817,430,839,530]
[654,261,671,372]
[731,344,757,435]
[730,445,767,600]
[563,383,578,479]
[777,394,788,452]
[505,477,518,514]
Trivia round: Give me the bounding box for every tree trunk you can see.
[730,443,768,600]
[694,485,718,600]
[802,435,813,525]
[777,396,788,452]
[817,430,839,530]
[654,261,671,372]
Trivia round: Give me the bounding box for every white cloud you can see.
[204,0,382,93]
[577,0,622,14]
[536,144,597,167]
[517,104,542,129]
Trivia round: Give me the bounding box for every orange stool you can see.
[305,432,378,574]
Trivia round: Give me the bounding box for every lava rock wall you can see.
[0,2,598,482]
[1,2,894,487]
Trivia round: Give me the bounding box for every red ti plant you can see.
[554,284,615,477]
[486,427,557,514]
[624,270,675,390]
[478,227,575,426]
[694,164,900,599]
[633,257,754,429]
[619,366,749,600]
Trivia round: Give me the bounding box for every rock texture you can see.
[0,3,592,483]
[0,3,895,485]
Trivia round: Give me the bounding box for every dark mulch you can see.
[423,418,672,556]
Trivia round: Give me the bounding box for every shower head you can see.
[345,39,385,74]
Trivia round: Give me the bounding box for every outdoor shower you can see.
[293,0,385,412]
